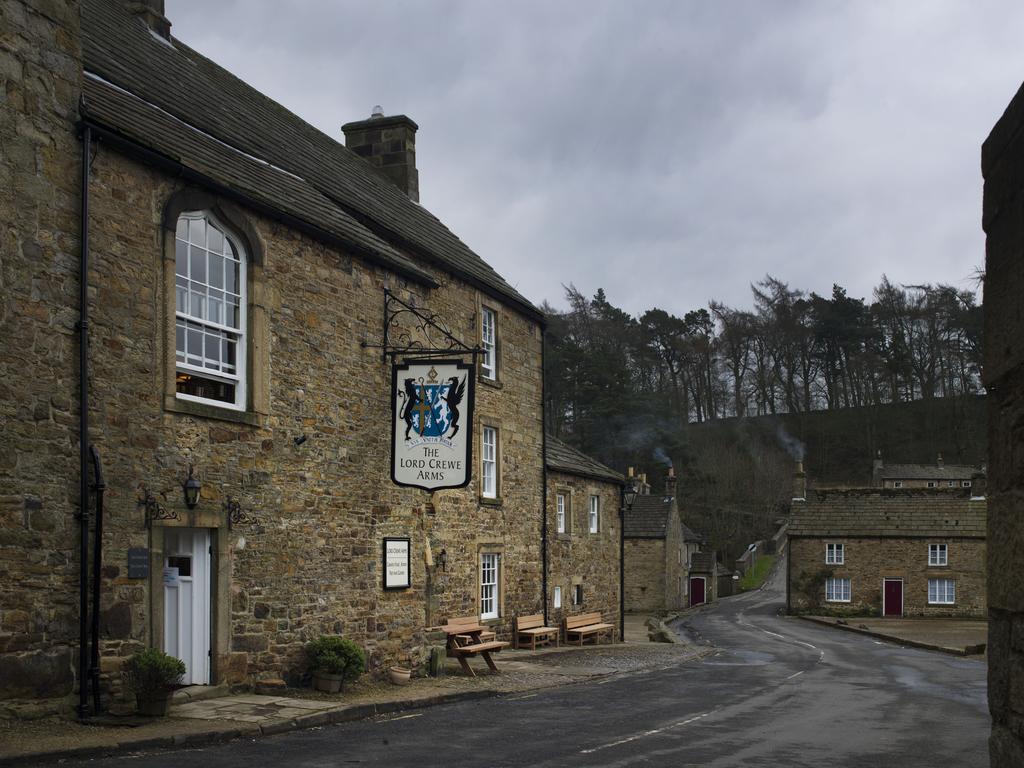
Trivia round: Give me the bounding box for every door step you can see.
[172,683,230,704]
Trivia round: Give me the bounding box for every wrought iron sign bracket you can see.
[224,495,260,530]
[361,287,480,362]
[139,487,179,529]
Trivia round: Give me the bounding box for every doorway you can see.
[163,528,211,684]
[689,576,706,607]
[883,578,903,617]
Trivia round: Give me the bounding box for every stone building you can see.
[982,74,1024,767]
[623,469,703,612]
[544,436,623,634]
[1,0,552,717]
[871,453,984,491]
[787,489,986,618]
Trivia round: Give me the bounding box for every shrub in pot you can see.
[308,636,366,693]
[124,648,186,716]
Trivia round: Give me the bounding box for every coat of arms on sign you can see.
[391,359,474,491]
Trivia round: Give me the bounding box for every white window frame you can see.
[825,543,844,565]
[572,584,583,606]
[480,306,496,380]
[556,493,566,533]
[893,481,903,488]
[589,495,599,534]
[947,480,956,488]
[480,553,500,620]
[928,543,948,566]
[174,211,247,411]
[553,585,561,609]
[927,481,936,489]
[825,577,851,603]
[481,426,497,499]
[928,578,955,605]
[962,480,972,488]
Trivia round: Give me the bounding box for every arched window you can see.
[174,211,247,410]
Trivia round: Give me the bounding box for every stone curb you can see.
[797,616,987,657]
[0,689,500,767]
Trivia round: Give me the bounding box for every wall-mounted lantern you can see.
[183,465,201,509]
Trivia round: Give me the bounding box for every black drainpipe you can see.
[540,332,548,626]
[89,445,105,714]
[619,485,625,642]
[77,123,92,719]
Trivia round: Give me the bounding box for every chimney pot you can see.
[792,459,807,501]
[371,105,384,118]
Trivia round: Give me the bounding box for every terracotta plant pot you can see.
[312,670,344,693]
[136,690,173,717]
[389,666,412,685]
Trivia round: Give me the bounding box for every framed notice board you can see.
[383,537,411,590]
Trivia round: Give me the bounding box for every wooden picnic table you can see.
[442,618,509,677]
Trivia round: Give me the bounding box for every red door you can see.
[689,577,706,607]
[883,579,903,617]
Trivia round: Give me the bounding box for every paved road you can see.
[75,559,988,767]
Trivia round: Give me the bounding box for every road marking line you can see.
[785,671,804,680]
[579,712,710,754]
[507,693,539,699]
[379,713,422,722]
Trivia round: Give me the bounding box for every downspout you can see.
[619,485,625,642]
[77,123,92,719]
[540,331,548,626]
[89,445,105,714]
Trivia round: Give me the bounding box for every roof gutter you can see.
[77,117,439,290]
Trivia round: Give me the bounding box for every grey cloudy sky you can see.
[169,1,1024,317]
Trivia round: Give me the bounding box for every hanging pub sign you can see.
[391,358,474,491]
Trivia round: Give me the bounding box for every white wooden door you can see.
[163,528,211,685]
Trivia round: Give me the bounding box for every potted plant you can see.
[308,636,365,693]
[123,648,186,716]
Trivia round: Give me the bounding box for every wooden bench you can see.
[444,615,496,644]
[514,614,559,650]
[442,616,509,677]
[563,612,614,646]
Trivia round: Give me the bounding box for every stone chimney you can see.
[971,468,987,499]
[792,460,806,501]
[664,465,676,497]
[342,107,420,202]
[636,472,651,496]
[872,450,883,487]
[936,452,944,469]
[127,1,171,40]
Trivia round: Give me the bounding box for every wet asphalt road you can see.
[70,559,989,768]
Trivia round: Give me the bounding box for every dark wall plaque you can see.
[127,547,149,579]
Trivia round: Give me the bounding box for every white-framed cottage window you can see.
[947,480,956,488]
[825,543,844,565]
[928,544,948,566]
[962,480,972,488]
[825,577,851,603]
[893,481,903,488]
[928,578,955,605]
[174,212,246,410]
[589,495,599,533]
[556,493,566,533]
[480,553,500,620]
[553,585,562,609]
[572,584,583,606]
[481,426,498,499]
[480,306,496,380]
[927,481,936,489]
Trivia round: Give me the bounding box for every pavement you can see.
[799,615,987,656]
[0,616,698,766]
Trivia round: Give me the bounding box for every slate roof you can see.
[689,552,716,573]
[789,489,986,538]
[545,437,624,485]
[877,463,981,480]
[681,523,706,544]
[78,0,542,320]
[623,495,676,539]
